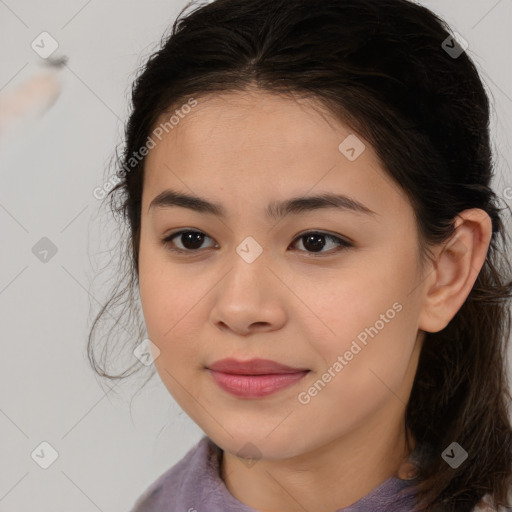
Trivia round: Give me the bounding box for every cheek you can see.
[138,242,214,377]
[302,248,420,378]
[138,240,189,344]
[297,284,418,428]
[139,258,204,400]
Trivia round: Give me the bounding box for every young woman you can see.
[89,0,512,510]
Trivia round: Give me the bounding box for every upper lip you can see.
[207,358,309,375]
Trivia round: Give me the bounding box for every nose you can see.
[209,251,288,337]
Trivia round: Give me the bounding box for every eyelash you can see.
[160,229,353,257]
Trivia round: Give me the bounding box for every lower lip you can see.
[208,369,309,398]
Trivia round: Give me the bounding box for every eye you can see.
[161,229,352,256]
[162,230,217,253]
[289,231,353,256]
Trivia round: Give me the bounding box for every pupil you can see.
[304,234,325,252]
[183,232,204,249]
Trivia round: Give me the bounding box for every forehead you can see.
[142,89,409,218]
[154,89,346,152]
[147,90,368,168]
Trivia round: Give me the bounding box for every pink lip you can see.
[208,358,308,375]
[206,358,310,398]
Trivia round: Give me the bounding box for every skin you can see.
[137,88,492,512]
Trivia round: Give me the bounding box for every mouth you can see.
[206,358,310,399]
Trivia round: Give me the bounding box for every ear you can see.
[418,209,493,333]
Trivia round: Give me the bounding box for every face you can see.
[138,89,427,461]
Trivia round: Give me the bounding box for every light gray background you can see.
[1,1,511,511]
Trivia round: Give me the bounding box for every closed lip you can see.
[207,358,309,375]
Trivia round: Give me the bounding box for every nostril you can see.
[251,322,269,329]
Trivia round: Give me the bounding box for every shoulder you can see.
[129,436,214,512]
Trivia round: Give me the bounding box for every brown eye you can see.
[162,230,216,253]
[290,232,352,256]
[161,229,352,256]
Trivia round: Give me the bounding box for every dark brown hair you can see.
[88,0,512,509]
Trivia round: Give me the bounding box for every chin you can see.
[205,426,309,461]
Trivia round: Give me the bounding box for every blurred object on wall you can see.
[0,56,67,149]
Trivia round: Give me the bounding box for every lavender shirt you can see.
[129,436,420,512]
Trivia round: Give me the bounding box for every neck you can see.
[220,399,414,512]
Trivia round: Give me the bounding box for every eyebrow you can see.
[148,189,377,219]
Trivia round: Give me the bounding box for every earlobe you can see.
[417,209,492,333]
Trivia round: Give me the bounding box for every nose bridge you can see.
[235,234,265,266]
[211,234,281,322]
[223,234,269,295]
